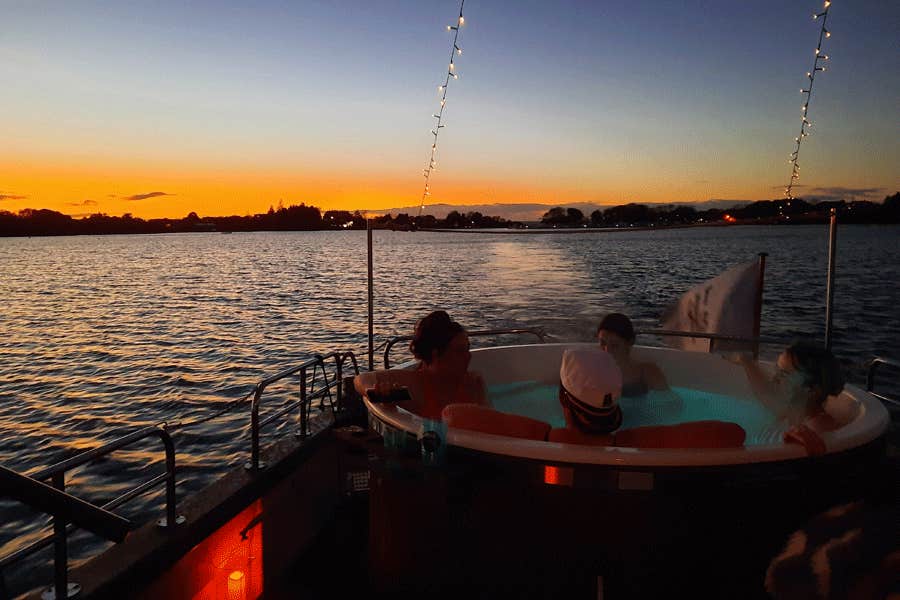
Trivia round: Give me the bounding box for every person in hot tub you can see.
[558,347,624,435]
[735,341,847,455]
[596,313,668,396]
[354,310,487,420]
[552,347,747,448]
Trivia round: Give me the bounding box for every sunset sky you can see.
[1,0,897,219]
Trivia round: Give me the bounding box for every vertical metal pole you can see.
[752,252,767,358]
[299,367,308,438]
[367,219,374,371]
[335,357,344,412]
[825,209,838,351]
[162,432,177,529]
[250,387,261,470]
[51,472,67,600]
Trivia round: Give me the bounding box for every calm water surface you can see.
[1,225,898,589]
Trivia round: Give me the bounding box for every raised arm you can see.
[735,355,789,418]
[353,369,425,413]
[353,371,379,396]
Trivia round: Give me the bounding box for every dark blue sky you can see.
[1,0,897,216]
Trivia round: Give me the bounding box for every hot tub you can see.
[364,343,889,471]
[362,343,891,596]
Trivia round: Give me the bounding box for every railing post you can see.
[825,209,838,351]
[46,472,78,599]
[367,219,375,371]
[866,359,878,392]
[155,429,184,529]
[245,385,266,471]
[753,252,767,359]
[299,367,308,439]
[335,356,344,412]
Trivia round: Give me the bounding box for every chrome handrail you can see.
[248,350,360,471]
[0,426,179,600]
[865,356,900,407]
[636,329,783,356]
[383,327,548,369]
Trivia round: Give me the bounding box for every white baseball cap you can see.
[558,348,624,434]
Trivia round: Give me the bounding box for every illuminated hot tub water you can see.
[366,343,888,466]
[489,381,786,446]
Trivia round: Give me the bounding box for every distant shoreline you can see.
[3,194,896,237]
[418,223,717,234]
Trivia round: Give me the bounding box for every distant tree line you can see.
[541,193,900,228]
[368,210,517,230]
[0,203,517,237]
[1,193,896,237]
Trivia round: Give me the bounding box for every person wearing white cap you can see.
[558,348,624,435]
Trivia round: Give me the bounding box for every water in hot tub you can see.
[487,381,786,446]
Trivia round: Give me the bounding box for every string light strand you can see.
[419,0,466,217]
[785,0,833,201]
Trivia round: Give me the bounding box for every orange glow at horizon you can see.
[0,156,633,219]
[0,149,780,220]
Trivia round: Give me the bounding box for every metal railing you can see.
[636,329,784,356]
[0,426,179,600]
[866,356,900,407]
[247,351,360,471]
[383,327,548,369]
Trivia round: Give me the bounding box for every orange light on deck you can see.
[227,570,246,600]
[544,465,560,484]
[543,465,573,486]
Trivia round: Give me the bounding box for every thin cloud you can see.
[66,199,99,207]
[770,184,808,190]
[124,191,172,201]
[0,193,27,201]
[807,186,886,202]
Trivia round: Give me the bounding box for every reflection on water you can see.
[0,225,897,591]
[483,240,597,339]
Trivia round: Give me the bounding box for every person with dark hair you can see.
[596,313,668,396]
[736,341,848,455]
[354,310,487,420]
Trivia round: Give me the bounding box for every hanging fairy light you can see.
[418,0,466,217]
[785,0,834,200]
